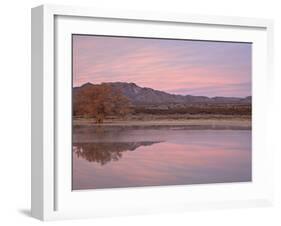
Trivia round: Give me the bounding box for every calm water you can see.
[72,126,251,190]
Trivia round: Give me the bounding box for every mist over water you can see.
[72,127,251,190]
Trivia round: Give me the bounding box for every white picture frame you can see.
[31,4,274,221]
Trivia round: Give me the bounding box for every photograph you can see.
[72,34,252,190]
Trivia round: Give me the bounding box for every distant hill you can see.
[74,82,251,105]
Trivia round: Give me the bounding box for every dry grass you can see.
[73,114,251,130]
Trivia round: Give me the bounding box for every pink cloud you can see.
[73,35,251,97]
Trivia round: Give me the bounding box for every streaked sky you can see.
[73,35,251,97]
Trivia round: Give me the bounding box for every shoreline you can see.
[73,117,251,130]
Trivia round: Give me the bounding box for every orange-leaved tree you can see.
[74,83,132,123]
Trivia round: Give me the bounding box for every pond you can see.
[72,126,251,190]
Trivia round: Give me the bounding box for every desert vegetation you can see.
[73,83,132,123]
[134,103,251,116]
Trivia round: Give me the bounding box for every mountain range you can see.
[74,82,251,105]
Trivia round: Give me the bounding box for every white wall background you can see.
[0,0,280,225]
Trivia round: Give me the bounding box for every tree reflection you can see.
[73,141,161,165]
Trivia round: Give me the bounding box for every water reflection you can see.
[72,128,251,190]
[73,141,161,165]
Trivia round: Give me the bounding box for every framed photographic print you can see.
[31,4,274,221]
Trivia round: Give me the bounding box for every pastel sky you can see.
[73,35,251,97]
